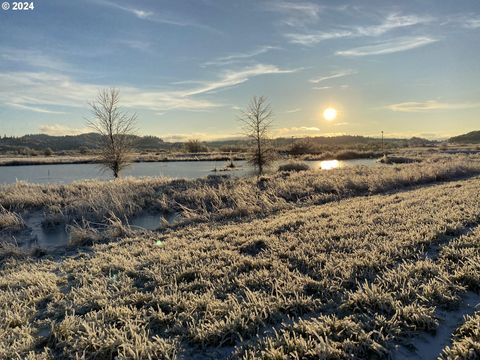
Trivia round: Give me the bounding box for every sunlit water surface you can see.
[0,159,378,184]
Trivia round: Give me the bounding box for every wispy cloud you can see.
[273,126,321,137]
[0,48,71,71]
[0,64,299,114]
[445,14,480,29]
[355,13,433,36]
[440,14,480,30]
[91,0,214,30]
[39,124,90,136]
[309,69,357,84]
[336,36,437,56]
[273,1,322,18]
[267,1,322,27]
[183,64,301,96]
[312,86,332,91]
[386,100,480,112]
[130,9,154,19]
[285,108,301,113]
[463,17,480,29]
[118,40,151,51]
[286,31,353,46]
[7,103,66,114]
[94,0,164,22]
[0,72,215,113]
[203,46,280,66]
[286,13,432,45]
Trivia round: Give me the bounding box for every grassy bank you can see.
[1,156,480,227]
[0,152,247,167]
[1,176,479,358]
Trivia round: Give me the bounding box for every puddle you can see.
[129,212,180,231]
[392,291,480,359]
[22,211,69,249]
[1,210,180,252]
[36,325,51,338]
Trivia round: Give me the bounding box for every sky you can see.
[0,0,479,141]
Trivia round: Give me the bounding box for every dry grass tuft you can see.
[0,205,24,232]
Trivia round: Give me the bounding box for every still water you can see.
[0,158,377,184]
[20,210,179,249]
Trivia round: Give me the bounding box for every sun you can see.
[323,107,337,121]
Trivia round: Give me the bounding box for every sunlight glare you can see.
[323,107,337,121]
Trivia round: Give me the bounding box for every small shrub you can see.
[185,139,209,153]
[289,141,319,155]
[278,161,310,172]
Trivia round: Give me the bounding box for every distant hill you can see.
[273,135,435,147]
[209,135,435,148]
[0,133,437,153]
[449,131,480,144]
[0,133,170,152]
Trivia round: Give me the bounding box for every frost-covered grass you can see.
[1,156,480,227]
[0,152,247,166]
[441,312,480,359]
[278,161,310,172]
[0,206,24,232]
[0,176,479,358]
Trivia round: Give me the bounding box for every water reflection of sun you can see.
[320,160,340,170]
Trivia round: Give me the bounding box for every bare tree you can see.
[238,96,275,175]
[87,88,136,178]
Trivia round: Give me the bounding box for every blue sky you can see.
[1,0,479,140]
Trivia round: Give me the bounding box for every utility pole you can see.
[381,131,384,155]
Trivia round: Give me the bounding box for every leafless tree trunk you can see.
[87,88,136,178]
[238,96,274,175]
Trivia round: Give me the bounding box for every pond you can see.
[0,158,378,185]
[15,210,180,250]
